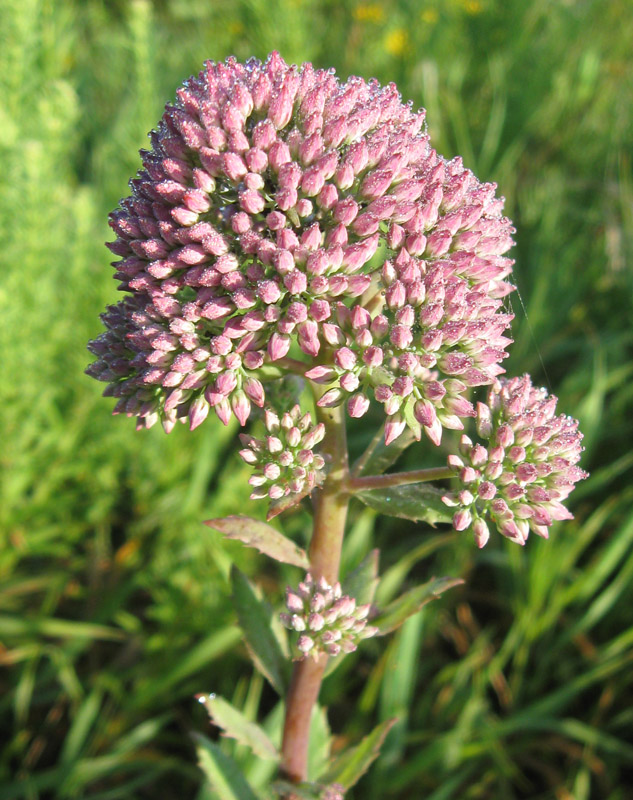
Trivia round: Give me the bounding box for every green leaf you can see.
[0,615,124,640]
[356,483,453,526]
[342,549,380,607]
[231,567,289,695]
[353,428,417,477]
[199,694,278,761]
[194,734,261,800]
[372,577,463,636]
[307,705,331,782]
[205,516,309,569]
[59,686,104,764]
[320,718,397,789]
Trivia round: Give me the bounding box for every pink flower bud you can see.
[453,509,473,531]
[385,415,406,445]
[318,388,344,408]
[473,518,490,548]
[496,424,514,448]
[214,398,232,425]
[231,391,251,426]
[188,397,210,430]
[340,373,360,392]
[334,347,357,371]
[267,333,291,361]
[243,378,265,407]
[348,393,370,418]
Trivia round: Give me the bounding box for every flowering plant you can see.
[87,53,586,798]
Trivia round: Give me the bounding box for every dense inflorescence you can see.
[442,375,587,546]
[87,52,515,443]
[238,405,326,500]
[280,574,378,658]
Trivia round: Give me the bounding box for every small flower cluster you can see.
[320,784,345,800]
[239,406,326,500]
[87,53,516,441]
[280,574,378,658]
[442,375,587,546]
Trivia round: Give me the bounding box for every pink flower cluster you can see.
[87,53,515,441]
[442,376,587,546]
[238,405,326,500]
[280,574,378,659]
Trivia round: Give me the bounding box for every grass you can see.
[1,0,632,797]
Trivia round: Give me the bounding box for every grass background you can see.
[1,0,632,797]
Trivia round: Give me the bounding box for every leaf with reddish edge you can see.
[198,694,278,761]
[319,718,397,789]
[356,483,453,526]
[205,516,309,568]
[266,486,314,521]
[371,576,464,636]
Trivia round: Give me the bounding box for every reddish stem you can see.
[280,402,349,786]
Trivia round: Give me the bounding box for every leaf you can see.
[231,567,289,695]
[353,428,417,477]
[267,489,313,521]
[0,615,124,640]
[307,705,331,782]
[59,686,104,764]
[194,734,261,800]
[199,694,278,761]
[205,516,309,569]
[319,718,397,789]
[372,577,464,636]
[356,483,453,526]
[342,550,380,607]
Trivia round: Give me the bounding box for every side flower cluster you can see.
[239,406,326,500]
[280,574,378,658]
[442,375,587,546]
[87,52,516,443]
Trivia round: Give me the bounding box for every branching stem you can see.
[345,466,453,492]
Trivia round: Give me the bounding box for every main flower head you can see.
[87,53,515,443]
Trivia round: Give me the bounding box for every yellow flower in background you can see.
[463,0,484,14]
[421,8,439,24]
[227,20,244,36]
[353,3,385,23]
[384,28,409,56]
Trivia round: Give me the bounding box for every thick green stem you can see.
[345,466,454,492]
[280,403,350,786]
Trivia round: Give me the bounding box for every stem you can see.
[280,402,350,786]
[346,466,454,492]
[276,356,310,375]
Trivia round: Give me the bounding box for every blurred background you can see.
[1,0,632,797]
